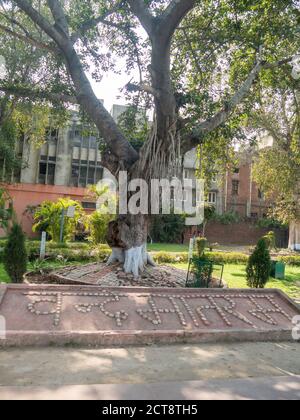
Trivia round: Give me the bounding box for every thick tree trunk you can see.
[288,221,300,251]
[106,214,155,277]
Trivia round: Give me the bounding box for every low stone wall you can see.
[0,284,299,347]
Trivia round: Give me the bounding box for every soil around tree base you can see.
[25,262,226,288]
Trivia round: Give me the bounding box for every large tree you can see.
[252,85,300,250]
[0,0,299,274]
[0,1,70,177]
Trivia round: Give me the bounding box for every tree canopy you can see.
[0,0,298,178]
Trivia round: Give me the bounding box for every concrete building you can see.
[1,111,113,237]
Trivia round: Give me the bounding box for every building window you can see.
[208,192,217,205]
[69,126,98,150]
[184,170,189,179]
[232,180,239,196]
[82,202,97,210]
[71,159,103,188]
[38,156,56,185]
[233,167,240,174]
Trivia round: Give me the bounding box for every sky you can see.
[89,68,134,113]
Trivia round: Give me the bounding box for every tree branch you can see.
[13,0,139,169]
[126,82,159,97]
[13,0,65,46]
[182,56,295,152]
[127,0,154,36]
[160,0,196,41]
[0,22,57,53]
[71,1,124,43]
[0,84,77,104]
[46,0,69,36]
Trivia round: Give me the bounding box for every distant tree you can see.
[246,239,271,289]
[4,223,27,283]
[0,187,14,230]
[252,86,300,250]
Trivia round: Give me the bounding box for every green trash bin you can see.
[270,260,277,278]
[275,262,285,280]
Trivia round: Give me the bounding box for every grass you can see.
[0,240,299,300]
[170,262,300,300]
[148,243,189,252]
[0,260,88,284]
[0,264,10,283]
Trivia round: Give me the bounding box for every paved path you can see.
[1,342,299,400]
[0,376,299,400]
[1,342,299,383]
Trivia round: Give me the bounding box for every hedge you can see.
[1,239,300,267]
[0,241,111,263]
[277,256,300,266]
[152,251,300,266]
[152,251,249,265]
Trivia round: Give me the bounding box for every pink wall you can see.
[1,183,92,238]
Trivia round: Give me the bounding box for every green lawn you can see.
[0,264,10,283]
[147,243,189,252]
[0,260,86,284]
[170,262,300,300]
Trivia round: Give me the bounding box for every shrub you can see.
[213,211,241,225]
[262,231,276,250]
[0,188,14,231]
[256,217,287,229]
[151,251,249,265]
[206,252,249,265]
[88,211,114,244]
[150,214,186,243]
[32,198,85,242]
[195,237,207,258]
[278,255,300,266]
[153,252,188,264]
[246,239,271,289]
[4,224,28,283]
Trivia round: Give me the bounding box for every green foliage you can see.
[32,198,85,242]
[256,217,287,229]
[0,188,13,230]
[172,0,299,184]
[0,118,21,177]
[152,251,249,265]
[190,257,213,288]
[150,214,186,243]
[262,231,276,250]
[246,239,272,288]
[117,105,149,152]
[153,251,188,264]
[24,241,111,263]
[213,211,241,225]
[253,147,300,224]
[86,184,116,244]
[206,252,249,265]
[278,255,300,267]
[3,223,27,283]
[88,211,113,244]
[195,237,207,258]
